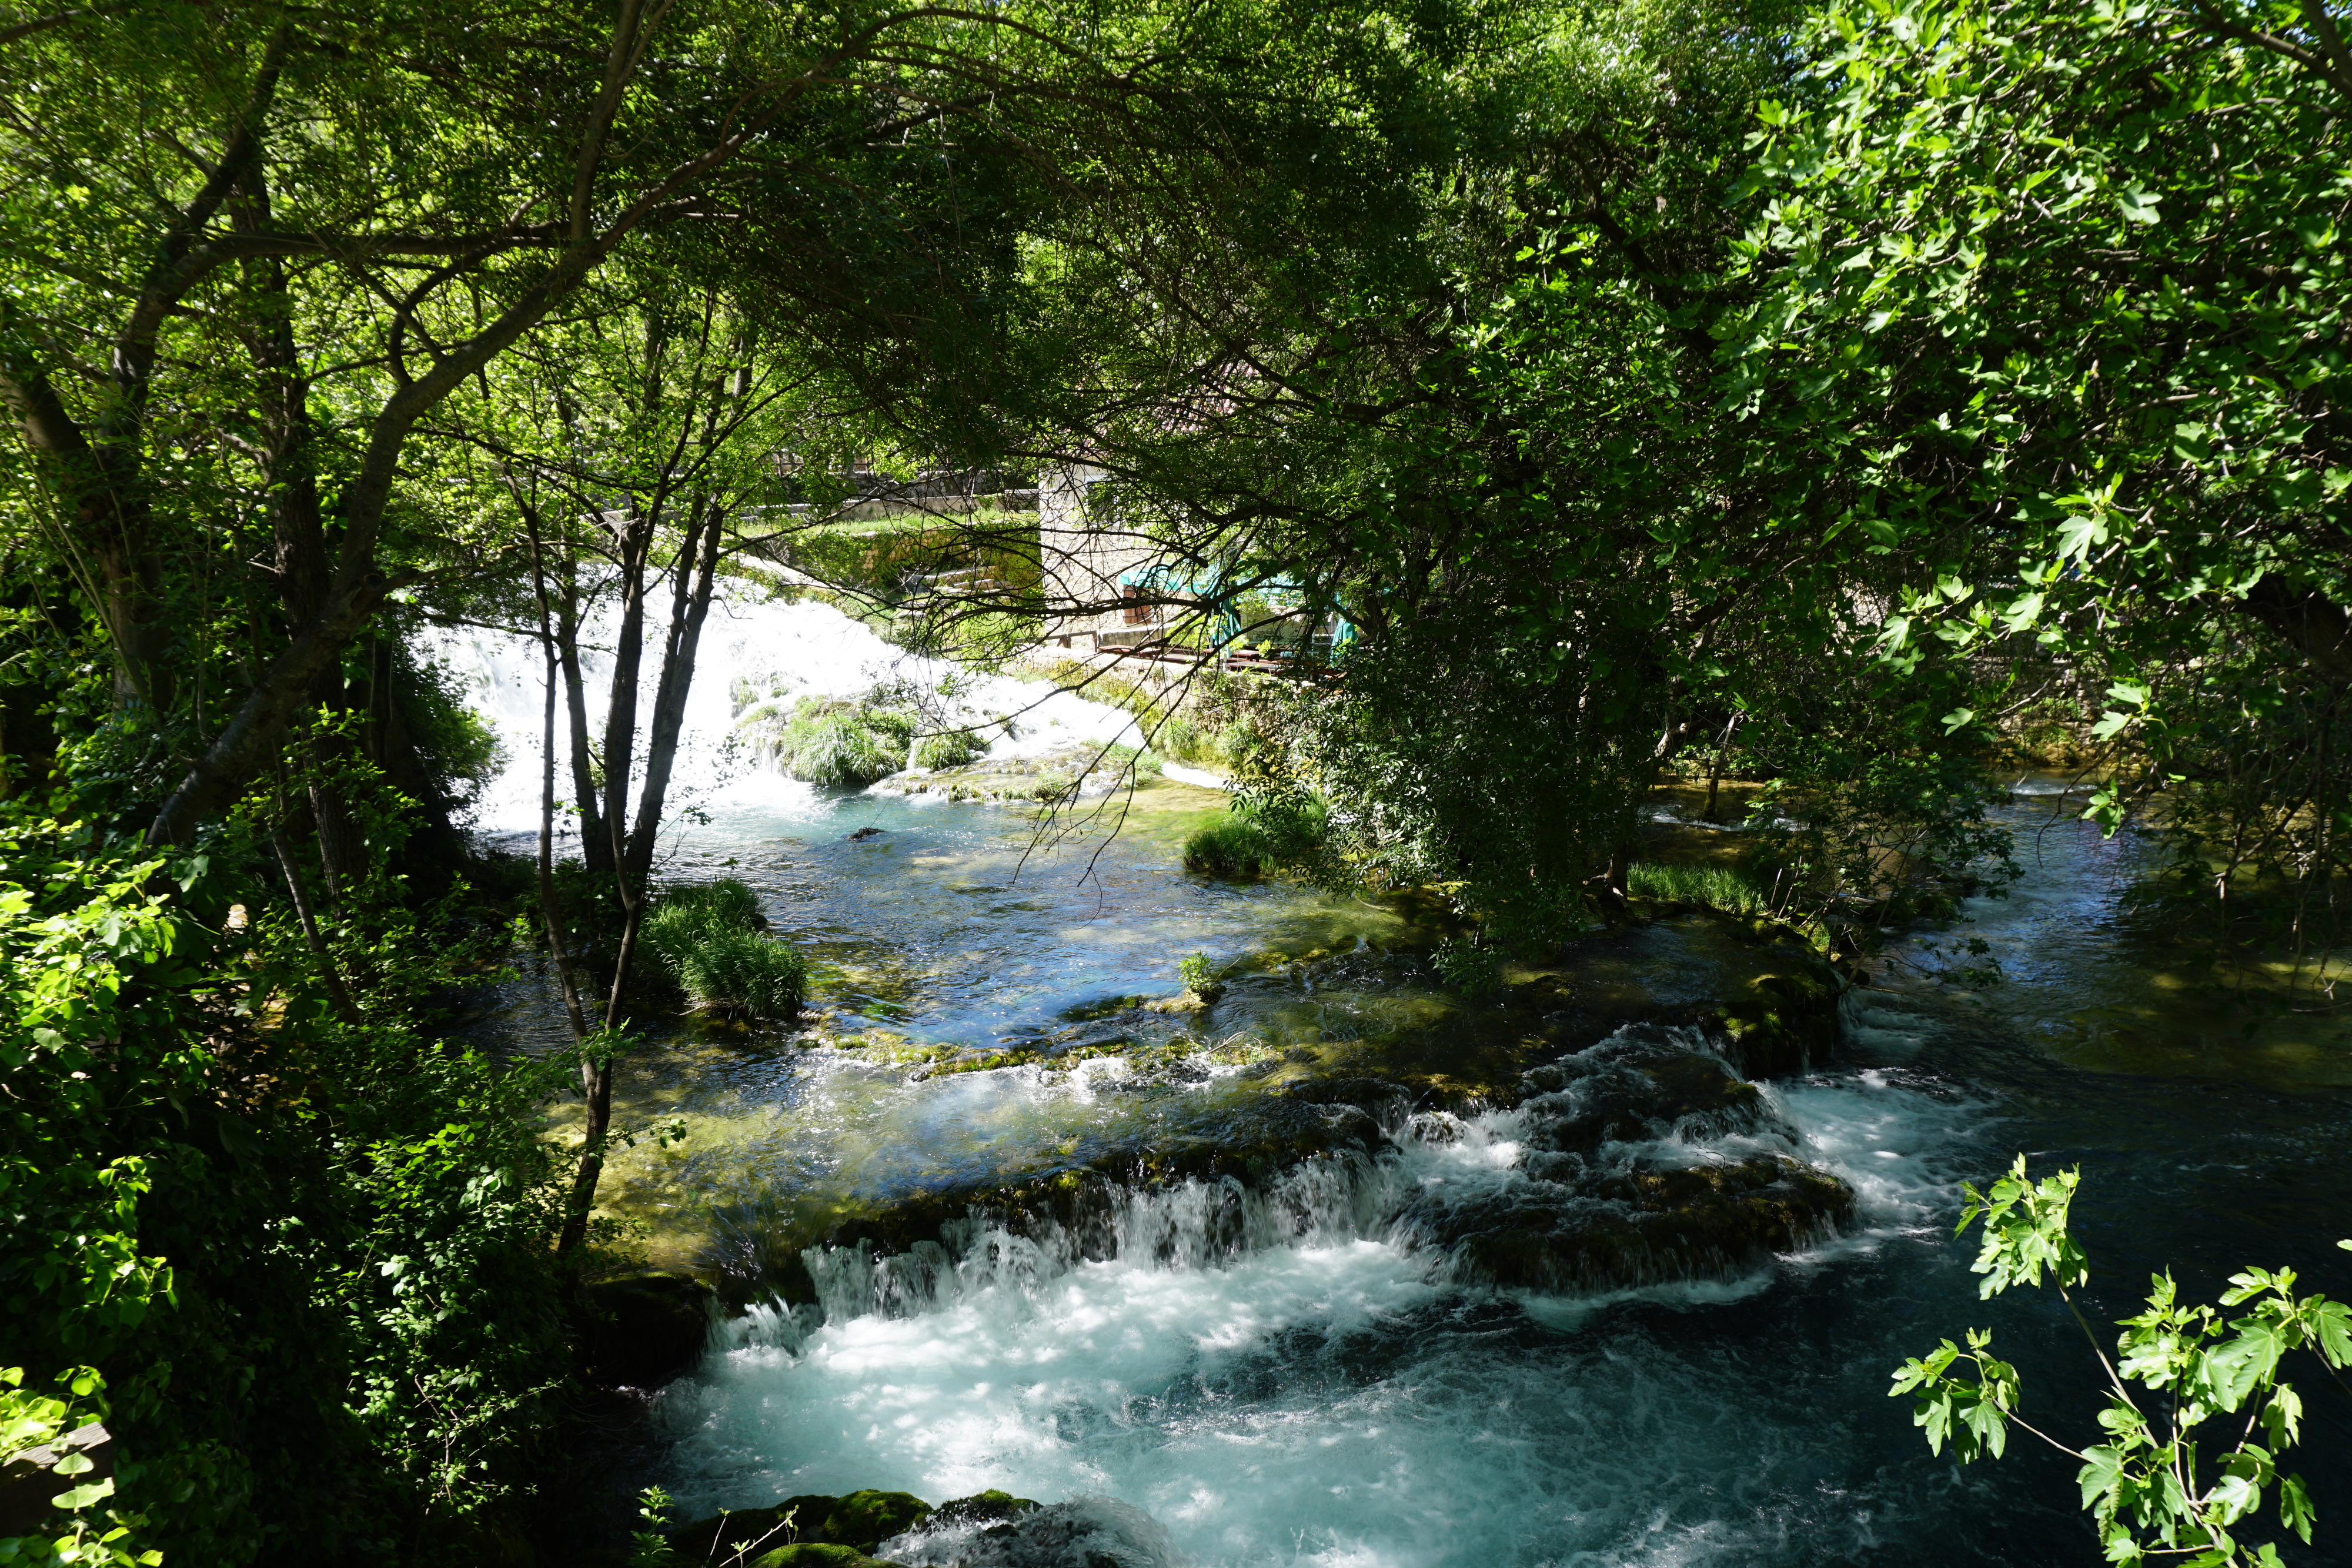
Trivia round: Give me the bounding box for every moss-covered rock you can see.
[871,741,1144,803]
[1514,1032,1770,1156]
[712,916,1849,1313]
[1712,965,1840,1078]
[811,1491,934,1550]
[670,1490,933,1561]
[577,1270,711,1389]
[922,1490,1038,1532]
[1424,1154,1856,1293]
[669,1489,1034,1566]
[749,1543,901,1568]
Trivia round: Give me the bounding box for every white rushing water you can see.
[652,1044,1980,1568]
[423,589,1150,835]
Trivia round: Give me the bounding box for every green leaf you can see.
[49,1476,112,1510]
[2263,1383,2302,1447]
[2280,1473,2315,1542]
[2079,1445,2127,1510]
[2209,1470,2260,1524]
[2203,1321,2286,1409]
[2310,1298,2352,1366]
[2056,510,2108,561]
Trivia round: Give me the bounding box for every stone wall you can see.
[1037,462,1168,648]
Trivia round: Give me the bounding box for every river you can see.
[443,596,2352,1567]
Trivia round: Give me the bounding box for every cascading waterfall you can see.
[440,693,2352,1568]
[733,1024,1867,1342]
[422,587,1154,837]
[652,1025,1977,1567]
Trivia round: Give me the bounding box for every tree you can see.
[1725,0,2352,949]
[0,0,1137,849]
[435,269,842,1253]
[0,5,1252,1563]
[916,0,2014,942]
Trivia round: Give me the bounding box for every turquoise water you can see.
[566,786,2352,1567]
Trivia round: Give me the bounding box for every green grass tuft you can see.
[1181,798,1325,880]
[1624,860,1775,915]
[911,728,990,770]
[642,878,808,1019]
[776,704,906,788]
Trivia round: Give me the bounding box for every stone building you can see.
[1033,461,1354,663]
[1037,462,1174,650]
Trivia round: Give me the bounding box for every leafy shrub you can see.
[1181,797,1327,880]
[1895,1158,2352,1566]
[1101,742,1163,779]
[642,880,807,1019]
[399,651,507,820]
[1178,952,1218,997]
[1434,937,1502,995]
[0,808,575,1567]
[1182,815,1269,878]
[1625,860,1775,915]
[1211,723,1269,774]
[1153,716,1204,763]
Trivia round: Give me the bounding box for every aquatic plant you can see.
[1625,860,1775,915]
[1182,814,1265,877]
[1178,951,1218,998]
[911,727,990,770]
[1181,797,1327,880]
[643,880,808,1019]
[774,701,911,788]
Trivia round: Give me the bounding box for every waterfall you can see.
[649,1029,1976,1566]
[419,589,1150,837]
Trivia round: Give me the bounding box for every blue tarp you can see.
[1114,562,1355,660]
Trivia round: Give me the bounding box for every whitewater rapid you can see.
[439,588,2352,1564]
[649,1042,1980,1568]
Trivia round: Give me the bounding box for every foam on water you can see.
[653,1038,1980,1567]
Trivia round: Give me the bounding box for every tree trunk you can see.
[268,818,360,1026]
[597,509,654,916]
[527,510,605,1259]
[557,547,615,891]
[620,505,724,892]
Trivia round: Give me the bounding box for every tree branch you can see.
[0,0,139,48]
